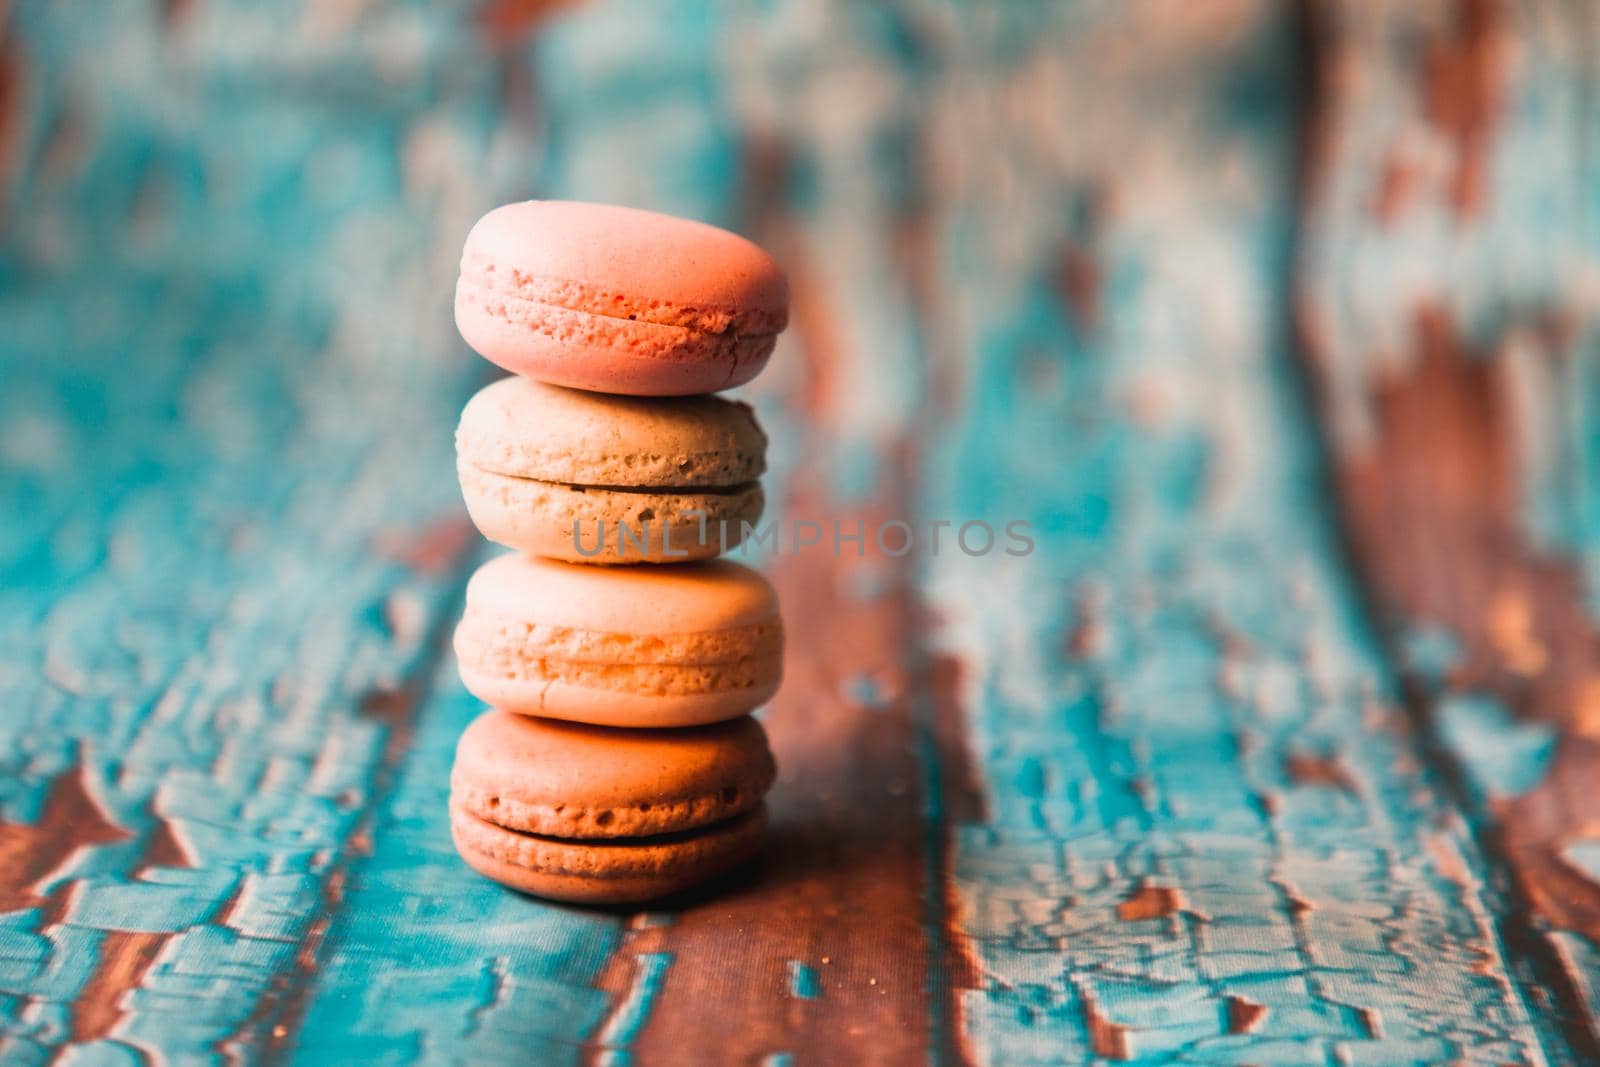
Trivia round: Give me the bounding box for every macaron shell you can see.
[460,201,788,326]
[454,556,784,726]
[450,710,775,838]
[458,461,763,564]
[464,554,779,634]
[455,200,786,396]
[451,803,766,904]
[455,283,775,395]
[456,376,767,488]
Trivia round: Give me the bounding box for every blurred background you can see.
[3,1,1600,1064]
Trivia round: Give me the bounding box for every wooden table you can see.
[3,2,1599,1063]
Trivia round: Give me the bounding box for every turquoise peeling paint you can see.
[919,4,1548,1064]
[1550,932,1600,1041]
[595,952,674,1058]
[0,0,528,1061]
[1299,3,1600,614]
[1398,626,1464,687]
[288,672,623,1064]
[1436,694,1559,802]
[845,673,896,712]
[4,0,1600,1062]
[787,961,821,1001]
[1564,843,1600,887]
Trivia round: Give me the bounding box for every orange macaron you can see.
[454,201,789,396]
[449,710,776,903]
[453,554,783,728]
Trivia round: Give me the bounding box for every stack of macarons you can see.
[446,201,789,904]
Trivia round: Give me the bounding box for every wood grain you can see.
[1,0,1597,1063]
[0,3,513,1062]
[918,2,1551,1062]
[1300,0,1600,1056]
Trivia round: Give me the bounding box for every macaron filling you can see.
[457,465,763,563]
[452,762,772,838]
[455,803,768,855]
[450,802,766,901]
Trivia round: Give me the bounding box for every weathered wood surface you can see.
[0,1,1597,1065]
[0,3,512,1061]
[1300,0,1600,1058]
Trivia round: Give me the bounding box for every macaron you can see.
[453,554,783,727]
[450,710,775,903]
[456,376,766,564]
[455,201,789,396]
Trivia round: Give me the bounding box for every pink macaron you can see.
[454,201,789,396]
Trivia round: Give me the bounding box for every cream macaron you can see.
[454,201,789,396]
[456,376,766,564]
[450,710,775,903]
[453,554,783,727]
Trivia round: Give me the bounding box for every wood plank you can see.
[0,3,511,1062]
[916,2,1553,1063]
[1299,0,1600,1056]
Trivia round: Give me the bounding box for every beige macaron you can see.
[453,553,783,727]
[456,376,766,564]
[450,710,775,903]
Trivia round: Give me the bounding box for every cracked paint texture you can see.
[0,1,520,1061]
[921,3,1548,1063]
[1300,1,1600,1056]
[3,0,1600,1064]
